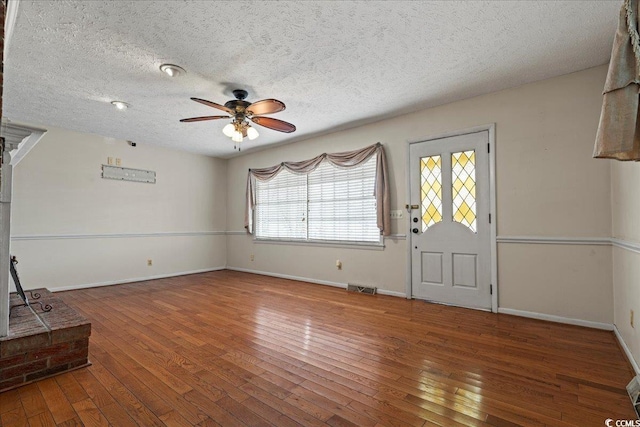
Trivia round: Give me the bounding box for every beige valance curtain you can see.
[245,142,391,236]
[594,0,640,160]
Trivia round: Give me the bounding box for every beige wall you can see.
[11,126,227,290]
[10,66,618,327]
[227,65,613,322]
[611,161,640,370]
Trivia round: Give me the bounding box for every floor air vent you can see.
[628,375,640,419]
[347,284,377,295]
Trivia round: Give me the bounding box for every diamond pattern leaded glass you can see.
[420,155,442,231]
[452,150,477,233]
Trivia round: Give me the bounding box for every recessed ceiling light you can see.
[159,64,185,77]
[111,101,129,110]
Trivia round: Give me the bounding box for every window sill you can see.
[253,238,385,251]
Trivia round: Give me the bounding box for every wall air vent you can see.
[346,284,377,295]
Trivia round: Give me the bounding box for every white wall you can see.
[611,161,640,371]
[9,66,617,328]
[226,65,613,323]
[11,126,227,290]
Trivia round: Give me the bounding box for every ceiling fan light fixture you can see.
[111,101,129,110]
[232,131,243,143]
[180,89,296,151]
[159,64,185,77]
[222,123,235,137]
[247,126,259,140]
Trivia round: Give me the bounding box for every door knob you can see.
[412,228,419,234]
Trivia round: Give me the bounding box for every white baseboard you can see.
[227,267,346,288]
[226,267,406,297]
[614,324,640,375]
[48,267,227,292]
[497,307,613,331]
[376,289,407,298]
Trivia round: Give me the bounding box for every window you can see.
[451,150,477,233]
[255,156,380,244]
[255,169,307,240]
[420,155,442,231]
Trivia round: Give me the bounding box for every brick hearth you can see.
[0,289,91,392]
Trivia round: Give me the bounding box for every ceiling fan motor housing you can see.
[225,89,251,115]
[232,89,248,100]
[224,99,251,114]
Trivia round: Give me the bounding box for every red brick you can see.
[71,338,89,351]
[50,347,89,367]
[0,359,47,380]
[26,342,70,361]
[0,376,25,392]
[0,332,50,357]
[25,364,69,382]
[0,288,92,388]
[50,324,91,345]
[0,354,25,370]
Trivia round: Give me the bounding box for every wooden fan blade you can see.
[251,116,296,133]
[191,97,234,115]
[246,99,285,116]
[180,115,230,122]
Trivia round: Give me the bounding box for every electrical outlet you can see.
[250,254,254,261]
[107,157,114,165]
[147,259,152,266]
[116,158,122,166]
[390,210,404,219]
[632,309,635,328]
[336,260,342,270]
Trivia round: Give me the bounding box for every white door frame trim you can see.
[405,124,498,312]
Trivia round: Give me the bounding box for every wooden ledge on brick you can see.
[0,289,91,392]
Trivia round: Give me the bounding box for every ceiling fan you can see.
[180,89,296,150]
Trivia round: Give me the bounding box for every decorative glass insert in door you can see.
[420,155,442,231]
[451,150,477,232]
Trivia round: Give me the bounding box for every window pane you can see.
[420,155,442,232]
[451,150,477,233]
[255,169,307,240]
[308,157,379,242]
[254,156,380,244]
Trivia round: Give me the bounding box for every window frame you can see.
[253,157,384,248]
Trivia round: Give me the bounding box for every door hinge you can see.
[489,213,491,223]
[490,284,493,295]
[487,142,490,153]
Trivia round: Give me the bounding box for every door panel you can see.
[410,131,491,310]
[421,252,443,284]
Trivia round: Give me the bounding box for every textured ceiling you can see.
[4,1,619,158]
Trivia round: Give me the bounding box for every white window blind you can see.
[254,156,380,244]
[255,169,307,240]
[308,157,379,242]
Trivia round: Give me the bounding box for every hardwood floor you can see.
[0,270,635,426]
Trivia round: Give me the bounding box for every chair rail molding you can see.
[497,235,640,254]
[496,235,611,245]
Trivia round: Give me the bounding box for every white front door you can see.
[409,131,492,310]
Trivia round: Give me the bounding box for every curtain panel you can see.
[593,0,640,161]
[245,142,391,236]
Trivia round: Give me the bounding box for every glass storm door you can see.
[409,131,491,310]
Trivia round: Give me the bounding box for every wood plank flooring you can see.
[0,270,636,426]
